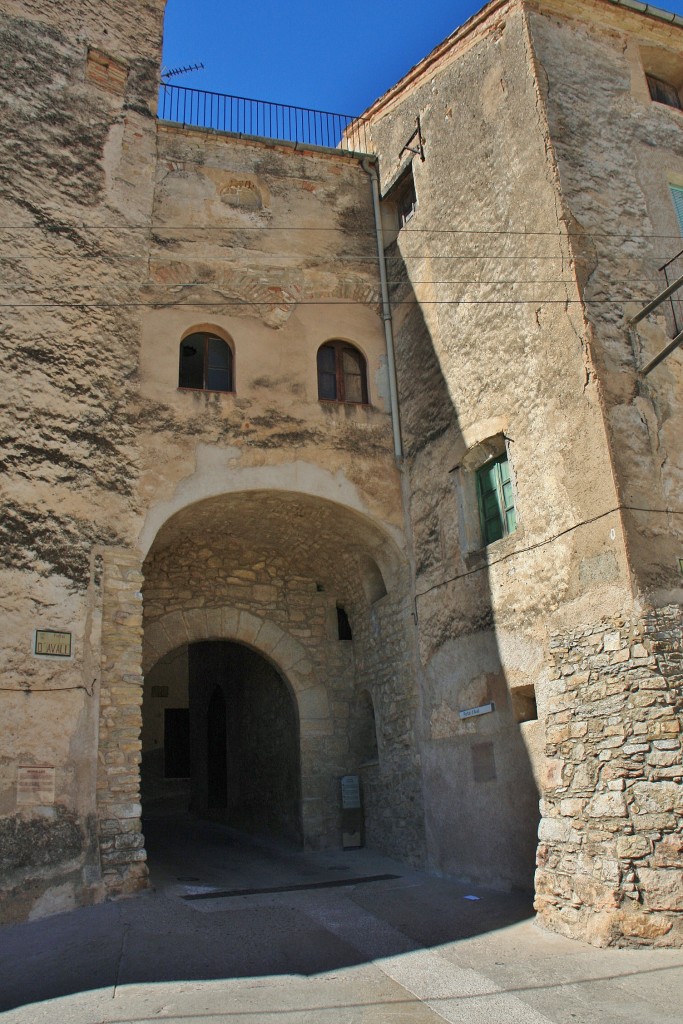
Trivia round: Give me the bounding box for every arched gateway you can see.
[95,490,424,898]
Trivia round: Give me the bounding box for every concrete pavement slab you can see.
[1,817,681,1024]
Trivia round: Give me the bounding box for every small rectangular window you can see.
[476,453,517,545]
[646,74,682,110]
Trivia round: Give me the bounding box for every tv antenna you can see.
[161,62,205,82]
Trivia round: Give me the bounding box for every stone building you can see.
[0,0,681,946]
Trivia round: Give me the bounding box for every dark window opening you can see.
[646,74,682,109]
[164,707,190,778]
[383,164,417,230]
[337,605,353,640]
[317,341,368,404]
[397,177,417,226]
[476,452,517,546]
[179,332,233,392]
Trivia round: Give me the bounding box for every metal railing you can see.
[158,83,371,154]
[658,248,683,336]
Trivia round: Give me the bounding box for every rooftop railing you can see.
[158,83,371,154]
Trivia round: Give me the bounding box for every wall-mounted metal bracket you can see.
[399,116,425,162]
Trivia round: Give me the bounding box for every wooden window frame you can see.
[317,341,368,405]
[178,332,234,394]
[476,453,517,546]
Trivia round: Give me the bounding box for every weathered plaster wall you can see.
[135,125,398,533]
[365,0,632,895]
[0,0,164,923]
[526,0,683,602]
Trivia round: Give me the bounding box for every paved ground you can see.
[1,813,682,1023]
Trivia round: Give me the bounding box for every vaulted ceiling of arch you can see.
[144,490,402,600]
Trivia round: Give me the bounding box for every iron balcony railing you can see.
[629,249,683,375]
[158,83,371,154]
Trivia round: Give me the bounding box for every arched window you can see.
[317,341,368,404]
[179,332,233,393]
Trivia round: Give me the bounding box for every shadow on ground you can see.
[0,813,534,1013]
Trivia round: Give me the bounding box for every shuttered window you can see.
[670,185,683,236]
[476,454,517,545]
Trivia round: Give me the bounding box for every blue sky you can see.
[162,0,683,115]
[162,0,494,113]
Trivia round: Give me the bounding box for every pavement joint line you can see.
[112,922,130,1000]
[181,873,401,901]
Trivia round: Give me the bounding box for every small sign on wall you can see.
[459,701,495,720]
[17,766,56,805]
[341,774,361,810]
[34,630,72,658]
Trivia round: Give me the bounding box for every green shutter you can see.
[670,185,683,236]
[476,454,517,546]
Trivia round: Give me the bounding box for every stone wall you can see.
[0,0,164,921]
[536,605,682,946]
[97,550,147,899]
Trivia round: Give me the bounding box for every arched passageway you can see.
[141,640,301,844]
[118,487,426,890]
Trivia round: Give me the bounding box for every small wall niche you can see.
[511,684,538,724]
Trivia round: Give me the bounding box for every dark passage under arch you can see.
[142,640,301,844]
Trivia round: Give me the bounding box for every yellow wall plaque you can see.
[34,630,72,657]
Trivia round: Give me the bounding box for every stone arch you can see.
[143,605,326,730]
[138,468,405,577]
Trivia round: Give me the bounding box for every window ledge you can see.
[464,525,524,570]
[650,100,683,113]
[177,387,236,396]
[318,399,373,408]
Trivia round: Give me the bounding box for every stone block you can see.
[603,631,622,652]
[638,869,683,911]
[616,835,651,859]
[237,610,263,646]
[573,875,619,911]
[648,750,681,767]
[538,816,575,843]
[613,908,673,941]
[299,688,331,720]
[221,607,240,639]
[653,836,683,868]
[587,792,628,818]
[631,781,681,814]
[105,802,142,819]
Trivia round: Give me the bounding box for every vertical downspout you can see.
[361,157,403,461]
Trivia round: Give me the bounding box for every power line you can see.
[2,251,680,263]
[0,297,666,308]
[0,278,662,286]
[0,223,682,240]
[414,504,683,606]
